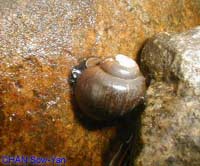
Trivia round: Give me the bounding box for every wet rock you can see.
[0,52,117,165]
[0,0,200,165]
[135,27,200,166]
[0,0,200,60]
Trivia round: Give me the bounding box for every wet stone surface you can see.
[0,0,200,165]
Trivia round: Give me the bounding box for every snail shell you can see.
[73,54,146,121]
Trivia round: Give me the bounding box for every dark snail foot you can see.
[107,134,134,166]
[103,104,144,166]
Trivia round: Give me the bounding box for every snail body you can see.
[71,54,146,121]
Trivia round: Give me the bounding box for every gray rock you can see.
[141,26,200,96]
[135,27,200,166]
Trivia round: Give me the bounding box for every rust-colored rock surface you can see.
[0,0,200,165]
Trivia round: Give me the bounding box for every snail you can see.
[70,54,146,121]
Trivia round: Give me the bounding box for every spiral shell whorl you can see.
[74,54,146,121]
[99,54,141,79]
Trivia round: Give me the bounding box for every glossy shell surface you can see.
[74,55,146,120]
